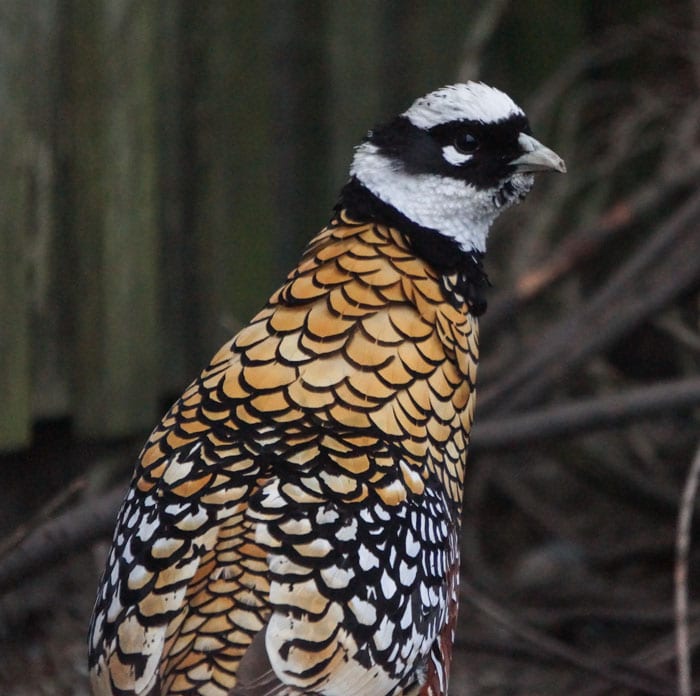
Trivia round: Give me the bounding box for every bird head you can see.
[349,82,566,254]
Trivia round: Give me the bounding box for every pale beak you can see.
[511,133,566,173]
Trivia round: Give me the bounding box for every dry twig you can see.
[0,485,124,595]
[457,0,509,81]
[482,152,700,337]
[473,377,700,450]
[574,621,700,696]
[675,442,700,696]
[480,190,700,416]
[459,577,676,695]
[0,476,86,561]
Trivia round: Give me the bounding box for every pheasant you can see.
[88,82,565,696]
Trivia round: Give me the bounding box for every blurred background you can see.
[1,1,700,694]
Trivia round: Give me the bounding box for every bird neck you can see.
[333,179,490,315]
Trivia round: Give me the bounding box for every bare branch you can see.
[480,189,700,416]
[483,151,700,335]
[574,621,700,696]
[457,0,509,81]
[0,485,124,595]
[675,442,700,696]
[459,578,675,695]
[0,477,86,561]
[473,377,700,450]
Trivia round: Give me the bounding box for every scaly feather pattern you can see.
[89,211,477,696]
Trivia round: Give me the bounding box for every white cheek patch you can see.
[350,142,498,253]
[442,145,472,166]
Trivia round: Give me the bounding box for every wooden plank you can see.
[154,0,196,394]
[26,2,70,424]
[0,130,31,451]
[63,0,160,438]
[0,4,34,451]
[188,1,279,360]
[268,1,331,259]
[326,1,385,189]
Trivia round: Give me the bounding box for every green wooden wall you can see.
[0,0,601,451]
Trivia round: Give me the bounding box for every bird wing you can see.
[88,214,478,696]
[88,387,273,695]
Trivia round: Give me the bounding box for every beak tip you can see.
[514,132,567,174]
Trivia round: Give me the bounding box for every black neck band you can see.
[335,177,490,315]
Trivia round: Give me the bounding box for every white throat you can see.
[350,143,531,253]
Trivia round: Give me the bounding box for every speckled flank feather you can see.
[88,210,478,696]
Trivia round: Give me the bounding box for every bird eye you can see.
[454,133,478,154]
